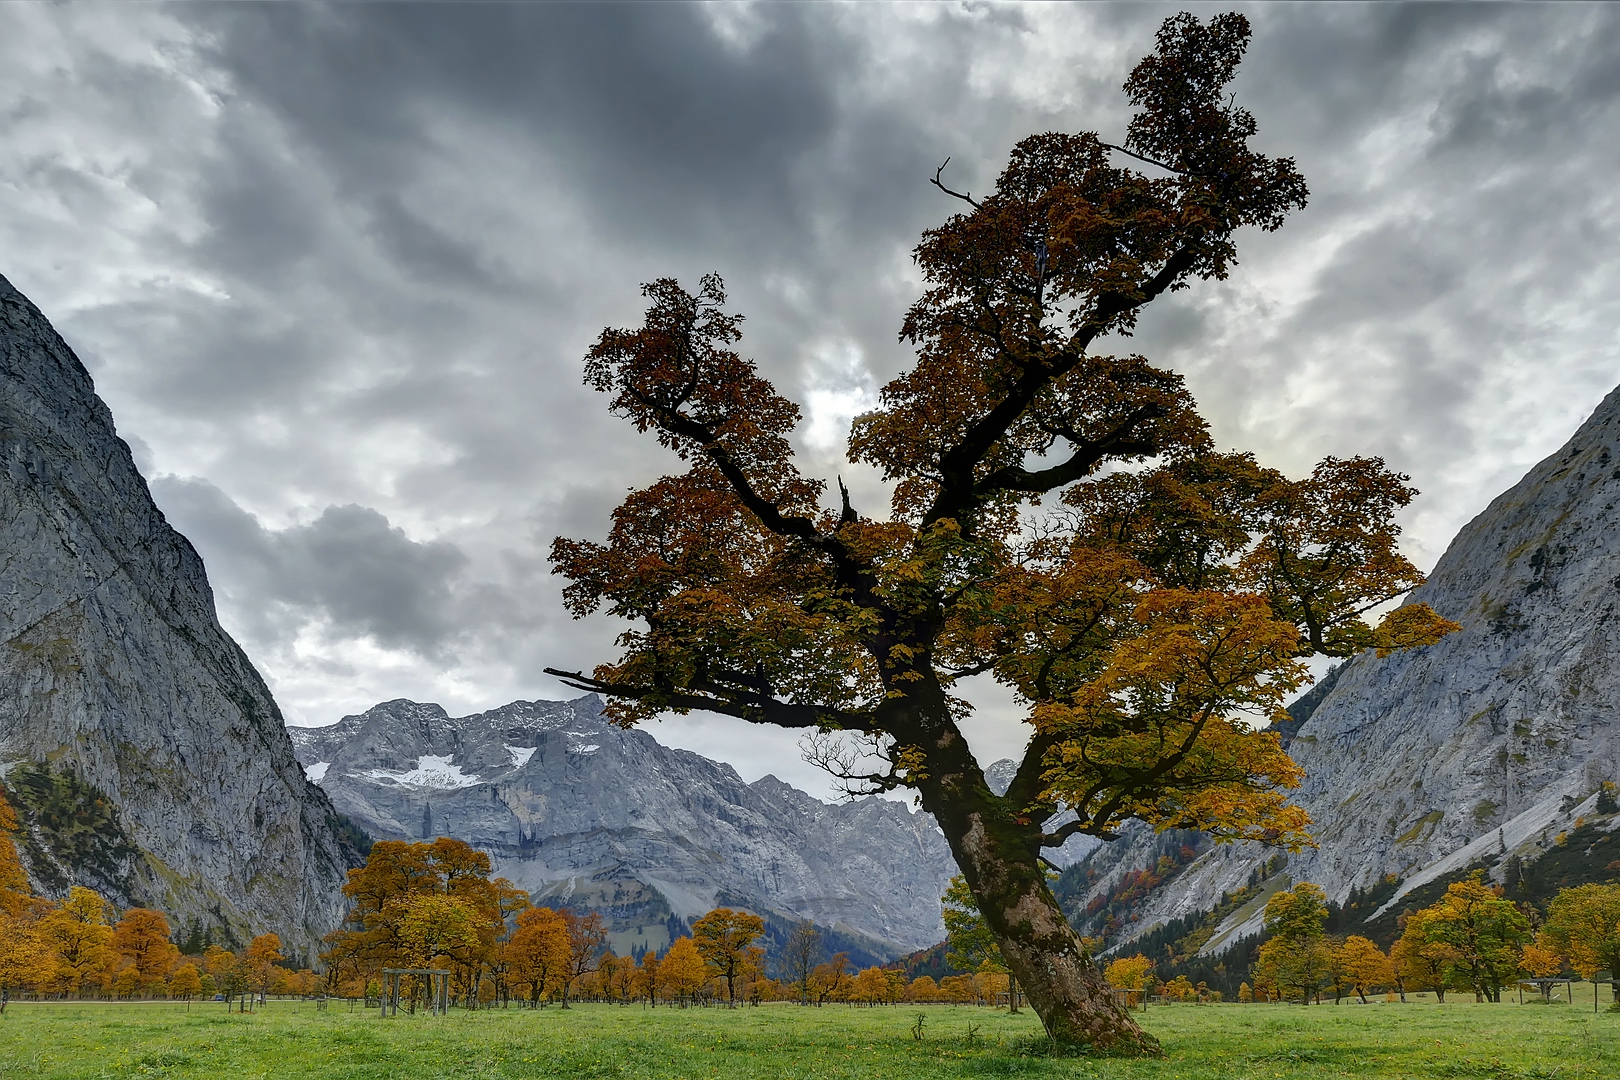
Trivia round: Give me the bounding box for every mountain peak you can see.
[290,695,960,958]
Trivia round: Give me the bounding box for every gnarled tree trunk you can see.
[918,724,1158,1055]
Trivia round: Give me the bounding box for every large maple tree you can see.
[548,12,1454,1051]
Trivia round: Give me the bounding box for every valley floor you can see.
[1,997,1615,1079]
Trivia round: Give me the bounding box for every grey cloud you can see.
[5,3,1620,790]
[154,477,469,656]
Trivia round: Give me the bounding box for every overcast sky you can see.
[4,2,1619,798]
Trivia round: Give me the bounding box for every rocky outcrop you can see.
[290,696,963,958]
[0,272,359,957]
[1067,384,1620,951]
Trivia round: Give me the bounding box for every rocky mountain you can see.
[290,696,963,960]
[1065,384,1620,954]
[0,272,359,957]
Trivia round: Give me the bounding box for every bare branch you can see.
[1099,140,1189,176]
[800,729,913,797]
[930,158,983,210]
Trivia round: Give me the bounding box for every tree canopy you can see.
[1541,882,1620,985]
[547,11,1455,1052]
[691,907,765,1006]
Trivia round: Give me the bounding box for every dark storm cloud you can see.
[4,2,1620,791]
[154,477,469,657]
[194,3,841,255]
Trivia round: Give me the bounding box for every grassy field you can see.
[0,997,1614,1080]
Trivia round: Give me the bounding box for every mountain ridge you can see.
[289,695,964,959]
[1063,383,1620,955]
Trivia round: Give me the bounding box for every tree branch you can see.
[931,158,983,210]
[941,658,998,680]
[542,667,864,731]
[923,242,1199,530]
[1006,729,1062,811]
[1099,141,1190,177]
[975,405,1167,500]
[1040,817,1094,849]
[800,730,915,796]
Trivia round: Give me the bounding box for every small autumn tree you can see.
[322,837,511,1003]
[546,11,1455,1051]
[1391,908,1455,1003]
[485,879,531,1006]
[557,909,608,1009]
[38,887,116,996]
[1253,883,1334,1004]
[1414,873,1528,1003]
[1334,936,1392,1004]
[1541,883,1620,1004]
[691,907,765,1007]
[781,919,821,1004]
[505,906,570,1007]
[1520,936,1564,1002]
[1104,954,1153,1006]
[0,911,48,1001]
[595,951,635,1004]
[808,952,851,1006]
[204,943,246,1008]
[168,963,203,1001]
[242,933,284,1003]
[661,936,708,1006]
[111,909,179,996]
[634,948,664,1008]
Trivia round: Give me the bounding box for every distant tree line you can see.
[320,839,1029,1010]
[1098,869,1620,1007]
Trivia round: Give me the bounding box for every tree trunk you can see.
[920,736,1158,1055]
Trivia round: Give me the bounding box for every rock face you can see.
[1068,385,1620,950]
[290,696,961,959]
[0,272,358,956]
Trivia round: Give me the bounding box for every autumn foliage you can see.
[547,10,1456,1051]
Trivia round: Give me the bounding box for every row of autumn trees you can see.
[0,793,309,1002]
[319,838,796,1008]
[321,840,1056,1010]
[1102,876,1620,1006]
[0,794,1024,1010]
[323,839,1048,1010]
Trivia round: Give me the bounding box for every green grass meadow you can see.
[1,998,1614,1080]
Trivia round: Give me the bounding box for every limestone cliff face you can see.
[1069,385,1620,950]
[291,696,959,958]
[0,273,357,956]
